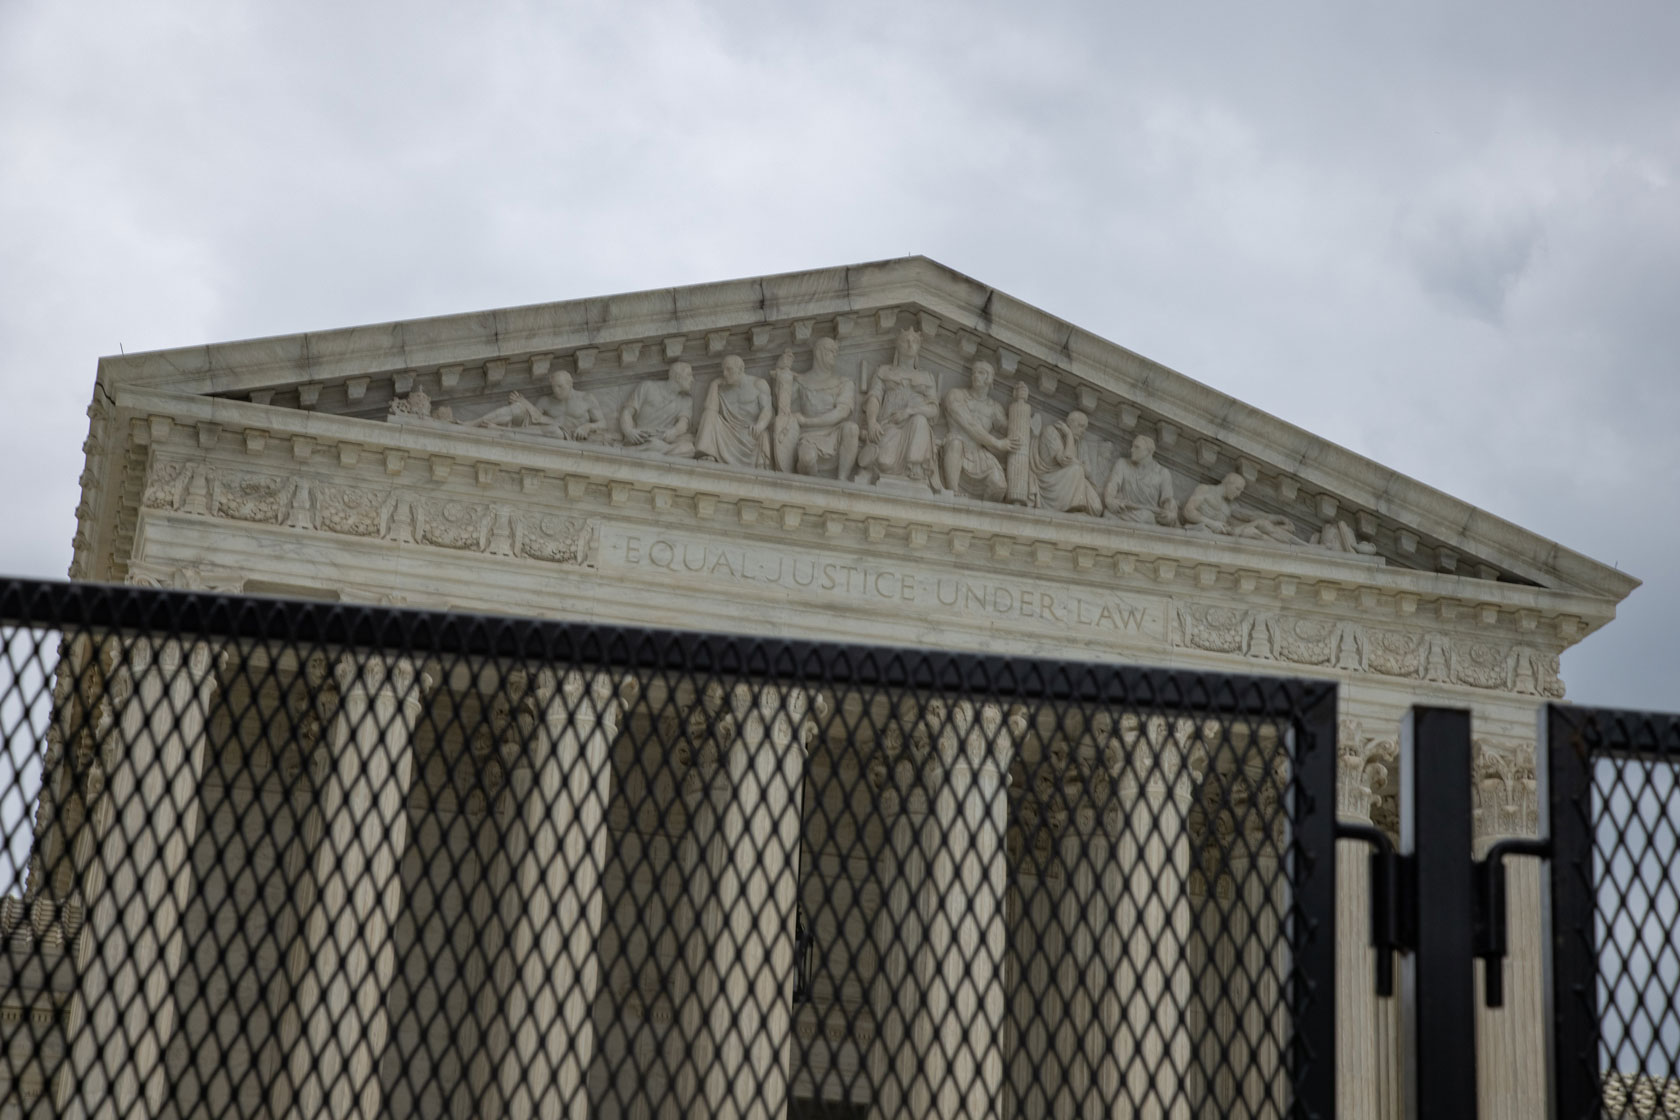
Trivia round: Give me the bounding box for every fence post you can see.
[1544,704,1599,1120]
[1404,706,1478,1120]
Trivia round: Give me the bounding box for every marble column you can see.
[61,637,221,1120]
[1337,719,1395,1120]
[1100,715,1197,1120]
[669,683,733,1118]
[1472,737,1546,1120]
[257,662,331,1120]
[1228,844,1287,1118]
[867,718,931,1120]
[671,682,812,1119]
[702,684,812,1119]
[910,700,1018,1120]
[1053,764,1105,1117]
[284,653,431,1120]
[495,667,631,1120]
[1196,862,1238,1112]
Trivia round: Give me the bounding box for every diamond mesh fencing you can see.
[0,578,1338,1119]
[1549,705,1680,1120]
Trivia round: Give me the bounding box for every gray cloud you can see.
[1399,204,1544,323]
[1,0,1676,708]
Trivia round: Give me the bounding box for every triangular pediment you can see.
[92,257,1638,607]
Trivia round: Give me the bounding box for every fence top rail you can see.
[1548,703,1680,761]
[1,577,1334,717]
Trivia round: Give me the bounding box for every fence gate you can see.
[0,578,1339,1118]
[1548,704,1680,1120]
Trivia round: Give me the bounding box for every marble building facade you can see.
[4,257,1638,1117]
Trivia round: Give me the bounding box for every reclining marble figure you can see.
[1182,472,1300,544]
[469,369,607,441]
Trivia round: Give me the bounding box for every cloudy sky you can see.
[2,0,1675,709]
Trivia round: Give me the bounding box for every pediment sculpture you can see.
[857,328,942,489]
[384,325,1385,560]
[468,369,608,442]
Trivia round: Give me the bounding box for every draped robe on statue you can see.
[622,381,696,457]
[862,367,939,481]
[1031,421,1103,514]
[1104,457,1176,524]
[695,376,771,468]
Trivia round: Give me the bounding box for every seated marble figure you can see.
[1031,409,1103,515]
[857,328,940,486]
[1103,435,1178,526]
[619,362,698,457]
[695,354,773,469]
[772,340,860,479]
[940,359,1020,500]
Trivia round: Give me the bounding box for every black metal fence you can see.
[1549,704,1680,1120]
[0,578,1339,1118]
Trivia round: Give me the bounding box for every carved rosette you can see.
[312,485,397,537]
[1472,737,1540,840]
[210,470,294,524]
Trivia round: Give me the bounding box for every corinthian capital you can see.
[1338,718,1397,824]
[1112,713,1205,807]
[939,699,1017,775]
[1473,737,1539,840]
[332,652,434,706]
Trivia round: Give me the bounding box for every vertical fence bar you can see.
[1545,704,1599,1120]
[1405,706,1478,1120]
[1291,686,1339,1119]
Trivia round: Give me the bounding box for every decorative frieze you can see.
[141,458,600,571]
[138,446,1569,699]
[1176,601,1563,697]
